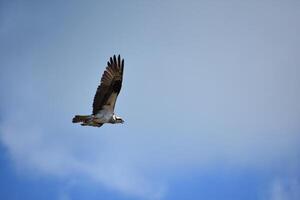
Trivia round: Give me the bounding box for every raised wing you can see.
[92,55,124,115]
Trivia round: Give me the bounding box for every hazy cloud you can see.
[267,178,300,200]
[1,0,300,199]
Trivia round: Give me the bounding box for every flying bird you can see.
[72,55,125,127]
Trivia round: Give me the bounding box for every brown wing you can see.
[92,55,124,115]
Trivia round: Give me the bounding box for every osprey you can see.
[72,55,124,127]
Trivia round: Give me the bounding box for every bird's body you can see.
[72,55,125,127]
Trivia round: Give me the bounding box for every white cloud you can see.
[0,115,166,200]
[267,178,300,200]
[1,102,299,200]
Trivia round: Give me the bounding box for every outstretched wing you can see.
[92,55,124,115]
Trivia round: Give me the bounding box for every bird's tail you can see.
[72,115,90,123]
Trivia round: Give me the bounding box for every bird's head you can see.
[115,116,124,124]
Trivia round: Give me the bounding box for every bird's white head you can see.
[114,115,124,124]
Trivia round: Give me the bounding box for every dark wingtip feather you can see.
[113,55,117,64]
[107,55,123,70]
[117,55,121,67]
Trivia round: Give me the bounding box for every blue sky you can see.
[1,0,300,200]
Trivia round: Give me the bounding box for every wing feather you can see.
[92,55,124,115]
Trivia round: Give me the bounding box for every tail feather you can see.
[72,115,90,123]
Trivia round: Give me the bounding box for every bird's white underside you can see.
[94,107,114,123]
